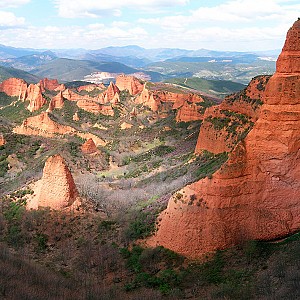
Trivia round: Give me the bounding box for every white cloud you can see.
[0,11,25,27]
[0,22,148,49]
[54,0,189,18]
[0,0,30,8]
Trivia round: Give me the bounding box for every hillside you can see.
[0,51,57,71]
[146,59,275,84]
[0,19,299,300]
[31,58,165,82]
[164,77,245,98]
[0,66,39,83]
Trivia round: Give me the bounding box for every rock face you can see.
[0,133,6,146]
[195,75,269,154]
[47,91,64,112]
[39,78,64,91]
[0,78,28,100]
[81,138,97,154]
[38,155,79,209]
[148,19,300,258]
[116,74,144,95]
[77,83,105,92]
[97,82,120,104]
[26,84,46,112]
[13,112,75,137]
[136,84,206,121]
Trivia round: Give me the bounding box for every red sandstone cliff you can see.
[0,133,6,146]
[116,74,144,95]
[148,19,300,258]
[38,154,79,210]
[77,83,105,92]
[195,75,269,154]
[136,84,206,121]
[47,91,64,112]
[26,84,46,112]
[13,112,75,137]
[0,78,28,101]
[39,78,64,92]
[81,138,98,154]
[97,82,120,104]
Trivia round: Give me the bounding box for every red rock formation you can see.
[73,112,80,121]
[116,74,144,95]
[148,19,300,258]
[77,83,105,92]
[38,154,79,209]
[13,112,75,137]
[77,99,102,114]
[0,133,6,146]
[47,91,64,112]
[39,78,62,91]
[81,138,97,154]
[176,101,205,122]
[26,84,46,112]
[195,76,269,155]
[0,77,28,101]
[97,82,120,104]
[136,84,205,121]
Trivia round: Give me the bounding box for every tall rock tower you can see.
[38,155,79,210]
[149,19,300,258]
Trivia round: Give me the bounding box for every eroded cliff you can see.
[148,19,300,258]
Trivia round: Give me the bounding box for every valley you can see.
[0,18,299,300]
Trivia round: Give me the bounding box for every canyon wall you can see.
[148,19,300,258]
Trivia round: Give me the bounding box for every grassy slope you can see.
[146,60,275,84]
[164,77,245,98]
[31,58,139,82]
[0,66,39,83]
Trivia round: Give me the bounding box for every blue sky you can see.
[0,0,299,51]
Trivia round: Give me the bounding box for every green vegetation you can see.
[195,151,228,179]
[0,100,48,124]
[164,77,245,98]
[31,58,138,82]
[0,65,39,83]
[121,245,184,295]
[0,92,15,107]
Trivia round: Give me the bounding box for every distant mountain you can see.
[0,65,39,83]
[0,44,39,59]
[165,53,259,64]
[30,58,164,82]
[80,52,152,68]
[0,51,57,71]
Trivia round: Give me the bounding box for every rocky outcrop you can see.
[97,82,120,104]
[76,99,102,114]
[73,112,79,121]
[136,84,206,121]
[195,76,269,154]
[13,112,106,146]
[38,155,79,209]
[13,112,75,137]
[39,78,64,92]
[47,91,64,112]
[0,133,6,146]
[77,83,105,92]
[26,84,46,112]
[81,138,98,154]
[0,78,48,111]
[148,19,300,258]
[176,101,205,122]
[0,78,28,101]
[116,74,144,95]
[62,89,90,102]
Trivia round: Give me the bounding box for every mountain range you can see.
[0,44,278,84]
